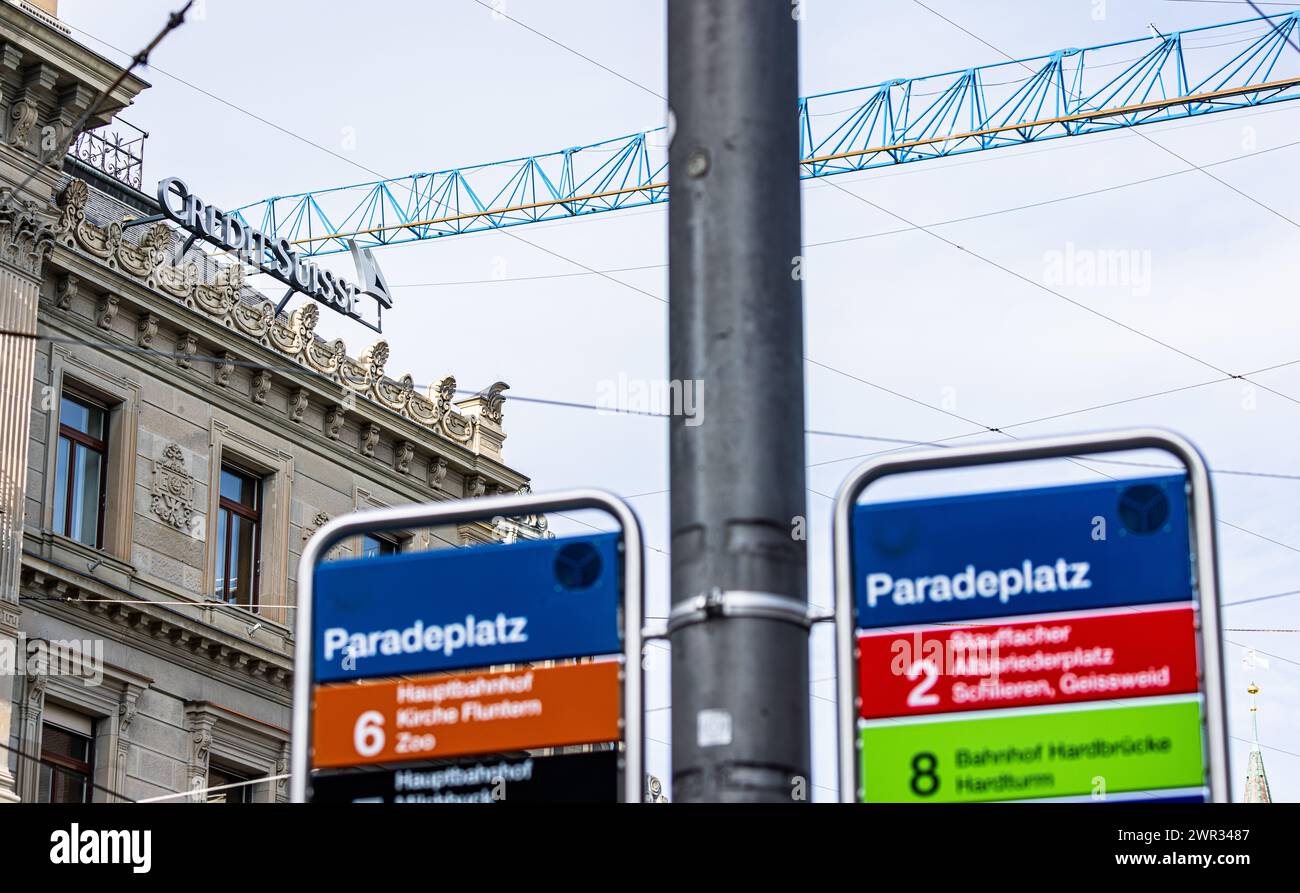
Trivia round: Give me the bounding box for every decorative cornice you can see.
[19,562,292,695]
[54,178,505,453]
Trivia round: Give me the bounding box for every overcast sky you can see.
[59,0,1300,802]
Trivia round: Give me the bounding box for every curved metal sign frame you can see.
[831,429,1227,803]
[290,488,645,803]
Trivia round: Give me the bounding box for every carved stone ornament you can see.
[55,272,78,310]
[150,443,195,531]
[214,352,234,387]
[251,369,272,405]
[395,441,415,475]
[302,511,330,542]
[176,332,197,369]
[428,457,448,491]
[465,474,487,499]
[361,423,380,458]
[8,100,37,147]
[288,387,308,423]
[303,512,348,560]
[0,188,55,277]
[95,293,118,330]
[51,177,498,450]
[492,516,520,545]
[479,381,509,424]
[323,405,344,440]
[136,311,158,348]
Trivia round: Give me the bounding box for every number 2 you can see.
[906,659,940,708]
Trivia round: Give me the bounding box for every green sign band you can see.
[860,699,1205,803]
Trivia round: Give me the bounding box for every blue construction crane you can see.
[232,11,1300,257]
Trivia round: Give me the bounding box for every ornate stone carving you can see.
[52,176,508,456]
[360,423,380,458]
[302,512,330,542]
[323,405,345,440]
[8,100,36,147]
[150,443,195,531]
[395,441,415,475]
[428,457,448,491]
[176,332,197,369]
[0,189,55,277]
[465,474,487,499]
[55,273,77,310]
[136,311,158,348]
[479,381,509,424]
[288,387,308,423]
[187,719,214,803]
[118,689,140,733]
[303,512,348,561]
[251,369,272,405]
[360,340,389,381]
[492,516,520,544]
[214,352,234,387]
[95,293,118,329]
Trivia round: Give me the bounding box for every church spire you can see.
[1244,682,1272,803]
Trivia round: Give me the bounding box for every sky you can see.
[58,0,1300,802]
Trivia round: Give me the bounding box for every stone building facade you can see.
[0,1,541,803]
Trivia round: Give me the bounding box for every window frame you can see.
[54,392,109,549]
[38,721,95,804]
[360,532,402,559]
[214,462,263,610]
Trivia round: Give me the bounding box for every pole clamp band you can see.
[666,588,813,635]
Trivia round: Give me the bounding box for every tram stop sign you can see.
[290,490,645,804]
[833,432,1228,804]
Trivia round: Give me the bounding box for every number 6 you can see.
[354,710,385,757]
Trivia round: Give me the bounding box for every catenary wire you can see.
[14,327,1300,484]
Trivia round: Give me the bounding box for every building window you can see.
[37,722,94,803]
[361,533,401,558]
[53,394,107,548]
[206,766,254,803]
[214,464,262,609]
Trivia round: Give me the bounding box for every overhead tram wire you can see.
[20,325,1300,556]
[63,8,1015,447]
[0,326,989,450]
[452,1,1300,432]
[0,1,195,210]
[30,327,1300,569]
[467,0,664,103]
[56,7,1300,547]
[63,5,1300,393]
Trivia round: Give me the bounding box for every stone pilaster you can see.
[0,195,54,802]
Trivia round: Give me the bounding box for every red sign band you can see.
[857,606,1199,720]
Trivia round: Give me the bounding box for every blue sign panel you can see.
[852,474,1193,629]
[313,532,622,683]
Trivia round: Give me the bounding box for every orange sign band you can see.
[311,661,622,769]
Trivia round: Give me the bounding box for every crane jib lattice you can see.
[230,12,1300,256]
